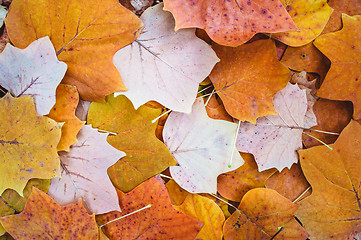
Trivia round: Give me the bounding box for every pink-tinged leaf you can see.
[48,125,125,214]
[236,83,316,171]
[0,36,67,115]
[163,98,244,193]
[114,3,219,113]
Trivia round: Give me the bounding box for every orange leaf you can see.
[96,176,203,239]
[223,188,308,240]
[48,84,85,151]
[174,194,225,240]
[314,14,361,119]
[217,153,276,202]
[281,43,330,81]
[163,0,296,46]
[165,179,190,206]
[204,94,233,122]
[0,188,99,239]
[265,163,310,202]
[0,93,61,196]
[297,120,361,239]
[5,0,142,102]
[302,99,353,148]
[209,39,290,123]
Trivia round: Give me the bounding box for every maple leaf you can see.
[48,125,125,215]
[163,98,244,194]
[0,188,100,239]
[87,94,176,192]
[48,84,85,151]
[174,194,225,240]
[296,120,361,239]
[96,176,203,239]
[272,0,333,46]
[209,39,291,123]
[0,93,61,196]
[114,3,219,113]
[0,37,67,115]
[5,0,142,102]
[217,153,276,202]
[314,14,361,119]
[163,0,297,46]
[237,83,316,171]
[223,188,308,239]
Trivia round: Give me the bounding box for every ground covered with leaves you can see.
[0,0,360,239]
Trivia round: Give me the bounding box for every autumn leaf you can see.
[0,178,50,236]
[223,188,308,239]
[314,14,361,119]
[296,120,361,239]
[272,0,333,46]
[205,94,233,122]
[48,84,85,151]
[96,176,203,239]
[302,98,353,148]
[217,153,276,202]
[209,39,291,123]
[0,37,67,115]
[163,98,244,193]
[5,0,142,102]
[236,83,315,171]
[174,194,225,240]
[0,187,99,239]
[163,0,297,46]
[165,179,191,206]
[0,93,61,196]
[114,3,219,113]
[48,125,125,214]
[87,94,176,193]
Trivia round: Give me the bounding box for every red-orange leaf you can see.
[96,176,203,239]
[163,0,296,46]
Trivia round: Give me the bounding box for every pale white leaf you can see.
[0,36,67,115]
[48,125,125,214]
[114,3,219,113]
[163,98,244,194]
[0,6,7,28]
[236,83,314,171]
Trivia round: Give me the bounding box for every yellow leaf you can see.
[0,93,61,196]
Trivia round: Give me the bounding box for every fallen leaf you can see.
[165,179,190,206]
[96,176,203,239]
[0,93,61,196]
[0,178,50,236]
[272,0,333,46]
[209,39,290,123]
[48,84,85,151]
[302,99,353,148]
[0,37,67,115]
[75,100,91,122]
[205,94,233,122]
[48,125,125,214]
[0,28,10,54]
[223,188,308,239]
[265,163,310,202]
[322,0,361,33]
[237,83,315,171]
[87,94,176,192]
[5,0,142,101]
[163,98,244,193]
[174,194,225,240]
[314,14,361,119]
[0,188,99,239]
[217,153,276,202]
[281,43,330,81]
[0,6,6,28]
[296,120,361,239]
[163,0,297,46]
[114,3,219,113]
